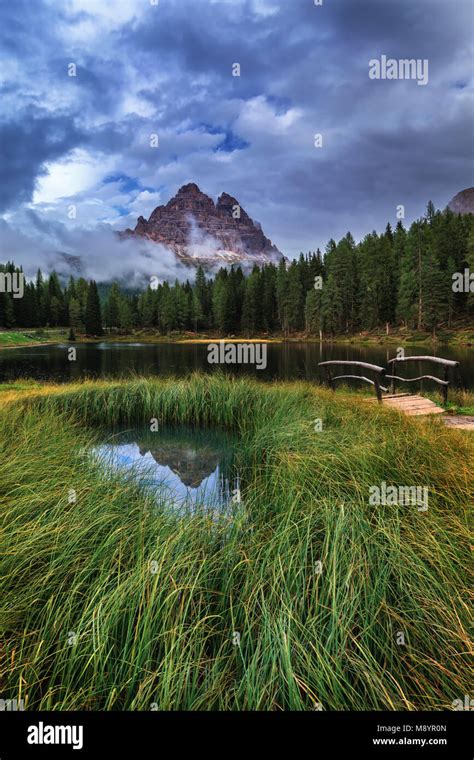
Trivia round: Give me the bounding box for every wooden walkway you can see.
[319,358,472,429]
[366,393,474,428]
[365,393,445,415]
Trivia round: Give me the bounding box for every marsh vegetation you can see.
[0,375,472,710]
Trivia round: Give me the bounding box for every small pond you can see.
[91,425,240,516]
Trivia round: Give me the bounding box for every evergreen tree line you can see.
[1,203,473,337]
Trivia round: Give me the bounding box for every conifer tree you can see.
[84,280,103,335]
[321,272,343,337]
[304,288,322,335]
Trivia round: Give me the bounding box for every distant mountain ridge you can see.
[121,182,284,267]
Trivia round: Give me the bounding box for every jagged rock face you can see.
[448,187,474,215]
[122,183,283,267]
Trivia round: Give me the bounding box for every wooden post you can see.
[442,365,449,405]
[324,366,334,390]
[373,373,383,403]
[390,372,395,395]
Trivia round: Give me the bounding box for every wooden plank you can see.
[388,394,425,400]
[364,393,446,416]
[365,395,438,407]
[383,394,435,403]
[383,407,443,415]
[383,399,438,408]
[384,400,438,407]
[401,400,443,407]
[390,400,441,407]
[387,404,443,412]
[405,408,446,416]
[382,396,446,415]
[365,393,411,403]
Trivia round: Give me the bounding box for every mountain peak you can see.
[123,183,283,267]
[448,187,474,215]
[175,182,207,197]
[217,191,238,204]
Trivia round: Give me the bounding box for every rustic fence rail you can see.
[319,356,460,406]
[386,356,459,404]
[318,360,387,402]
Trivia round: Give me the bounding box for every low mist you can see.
[0,214,193,286]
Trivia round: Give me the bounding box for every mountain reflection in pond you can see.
[92,426,239,515]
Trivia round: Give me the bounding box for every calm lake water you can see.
[92,426,238,516]
[1,341,473,389]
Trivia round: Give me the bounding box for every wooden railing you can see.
[386,356,459,404]
[319,355,460,405]
[318,360,387,402]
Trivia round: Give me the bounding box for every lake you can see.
[1,341,473,389]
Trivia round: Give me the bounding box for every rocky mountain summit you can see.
[122,183,283,267]
[448,187,474,215]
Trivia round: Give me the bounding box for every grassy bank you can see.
[0,328,68,348]
[1,324,473,348]
[0,328,283,348]
[313,324,474,347]
[0,375,472,710]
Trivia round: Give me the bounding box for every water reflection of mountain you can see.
[137,443,223,488]
[124,426,235,489]
[93,426,237,514]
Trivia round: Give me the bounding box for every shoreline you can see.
[0,327,473,351]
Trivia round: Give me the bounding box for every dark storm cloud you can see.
[0,112,86,212]
[0,0,472,268]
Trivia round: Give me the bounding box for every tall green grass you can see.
[0,374,472,710]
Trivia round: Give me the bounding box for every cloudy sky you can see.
[0,0,473,280]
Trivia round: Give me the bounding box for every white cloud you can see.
[33,149,116,204]
[54,0,146,42]
[252,0,280,18]
[236,96,303,138]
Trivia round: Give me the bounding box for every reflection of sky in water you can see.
[92,441,233,514]
[96,343,147,349]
